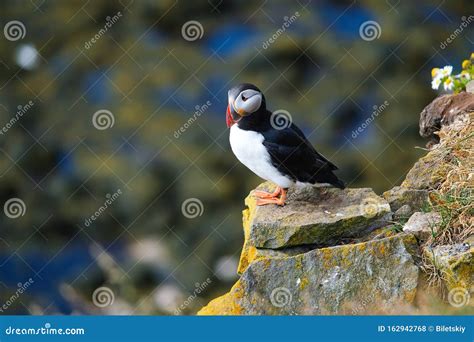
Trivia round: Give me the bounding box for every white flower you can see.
[439,65,453,78]
[431,77,442,90]
[443,77,454,91]
[459,72,471,80]
[431,68,441,79]
[431,66,452,90]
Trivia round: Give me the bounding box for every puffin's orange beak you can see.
[226,104,234,128]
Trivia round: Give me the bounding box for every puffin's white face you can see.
[230,89,262,116]
[226,85,264,127]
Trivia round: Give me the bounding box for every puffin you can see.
[226,83,345,206]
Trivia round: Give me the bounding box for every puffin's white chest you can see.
[229,125,293,188]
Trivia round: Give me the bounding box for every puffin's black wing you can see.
[262,124,345,189]
[287,124,339,170]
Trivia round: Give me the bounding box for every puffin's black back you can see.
[238,108,345,189]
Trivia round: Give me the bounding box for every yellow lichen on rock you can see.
[423,245,473,291]
[197,293,233,315]
[237,184,262,274]
[197,280,245,315]
[237,181,392,274]
[199,234,419,315]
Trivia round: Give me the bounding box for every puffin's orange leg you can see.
[254,186,281,199]
[256,188,287,206]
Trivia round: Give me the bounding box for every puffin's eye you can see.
[241,94,247,101]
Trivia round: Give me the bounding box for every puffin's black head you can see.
[226,83,266,127]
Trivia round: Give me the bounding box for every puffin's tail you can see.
[331,177,346,190]
[325,171,346,189]
[309,162,346,189]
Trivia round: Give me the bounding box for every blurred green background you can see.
[0,0,472,314]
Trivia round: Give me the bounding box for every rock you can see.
[419,93,474,146]
[237,182,391,274]
[199,234,419,315]
[423,243,473,291]
[394,204,412,219]
[354,226,399,242]
[247,183,390,249]
[383,186,429,212]
[403,212,441,241]
[237,186,328,274]
[401,148,451,190]
[466,80,474,94]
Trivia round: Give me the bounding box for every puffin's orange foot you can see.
[256,188,287,206]
[254,186,282,199]
[256,197,285,206]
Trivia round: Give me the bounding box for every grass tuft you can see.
[421,113,473,288]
